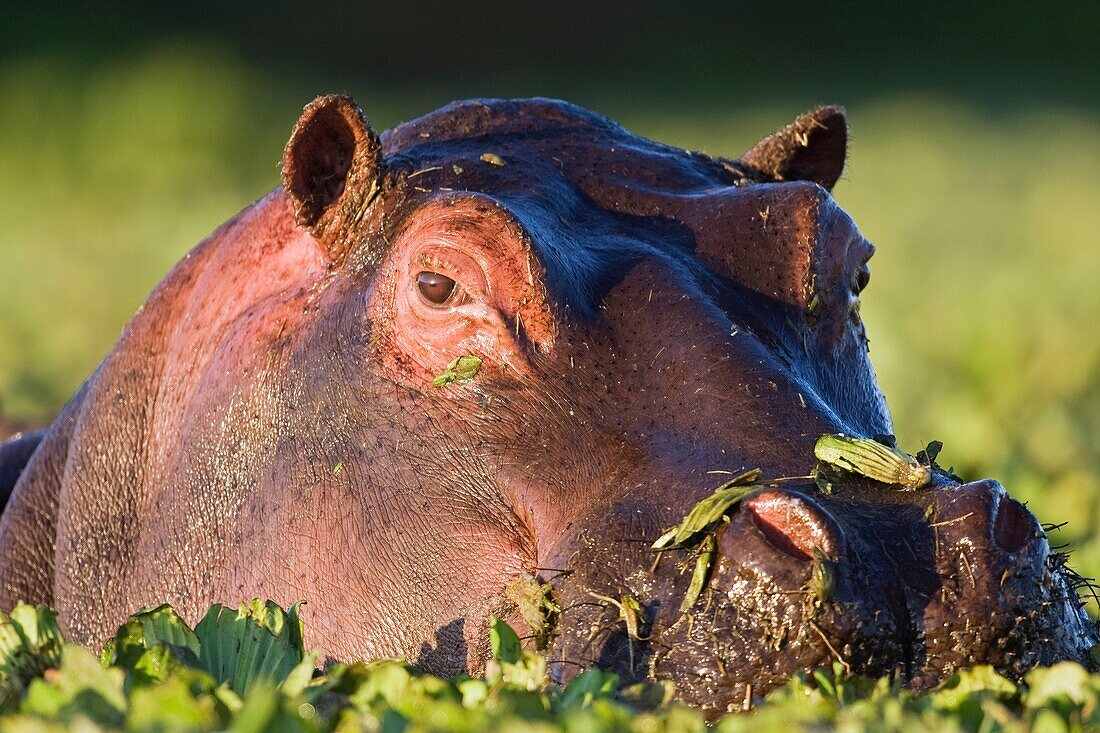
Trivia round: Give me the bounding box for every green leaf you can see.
[0,604,64,706]
[458,677,489,708]
[556,669,619,710]
[228,682,311,733]
[193,600,308,695]
[680,534,718,612]
[20,645,126,725]
[489,617,521,664]
[339,659,415,709]
[929,665,1017,719]
[808,548,837,607]
[431,355,482,387]
[504,574,561,651]
[127,675,224,731]
[105,603,201,673]
[499,650,547,692]
[618,680,676,712]
[814,434,932,489]
[9,598,1100,731]
[649,471,762,613]
[1024,662,1093,709]
[279,654,319,698]
[653,469,762,552]
[918,439,944,465]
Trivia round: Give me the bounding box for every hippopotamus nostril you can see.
[744,490,843,561]
[994,496,1035,553]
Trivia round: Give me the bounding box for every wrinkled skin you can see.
[0,96,1094,715]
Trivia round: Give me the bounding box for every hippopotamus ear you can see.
[282,95,385,261]
[738,107,847,191]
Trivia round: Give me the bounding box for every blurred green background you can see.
[1,3,1098,599]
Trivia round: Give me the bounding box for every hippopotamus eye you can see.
[416,271,458,306]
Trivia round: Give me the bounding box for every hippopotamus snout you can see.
[909,478,1092,687]
[544,475,1095,717]
[814,478,1089,688]
[928,479,1040,558]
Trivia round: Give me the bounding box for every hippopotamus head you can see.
[0,95,1094,716]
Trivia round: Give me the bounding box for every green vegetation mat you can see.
[2,600,1099,732]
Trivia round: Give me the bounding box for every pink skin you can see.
[370,196,556,390]
[142,191,560,668]
[3,191,549,666]
[158,193,548,665]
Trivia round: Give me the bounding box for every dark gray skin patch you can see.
[0,431,44,509]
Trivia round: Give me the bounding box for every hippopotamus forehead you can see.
[382,97,729,189]
[380,98,741,309]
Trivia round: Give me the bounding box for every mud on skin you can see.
[0,95,1094,717]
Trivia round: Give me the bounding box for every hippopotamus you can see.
[0,95,1094,714]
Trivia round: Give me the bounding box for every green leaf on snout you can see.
[431,355,482,388]
[916,439,964,482]
[808,548,836,608]
[651,469,763,613]
[618,595,648,641]
[917,439,944,465]
[588,594,650,641]
[504,574,561,650]
[652,469,762,552]
[680,533,718,612]
[814,434,932,489]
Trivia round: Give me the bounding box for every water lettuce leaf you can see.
[432,355,482,387]
[814,434,932,489]
[0,604,64,709]
[194,600,309,695]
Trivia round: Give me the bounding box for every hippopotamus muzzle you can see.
[543,471,1096,715]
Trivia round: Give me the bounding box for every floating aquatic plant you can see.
[652,469,764,611]
[505,573,561,650]
[813,434,932,489]
[431,354,482,387]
